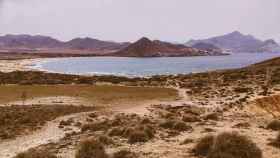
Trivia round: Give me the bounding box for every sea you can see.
[32,53,280,77]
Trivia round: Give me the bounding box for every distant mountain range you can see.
[0,34,225,57]
[112,37,225,57]
[0,34,129,51]
[185,31,280,53]
[1,32,278,57]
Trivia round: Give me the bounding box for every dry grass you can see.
[193,132,262,158]
[108,125,155,144]
[113,149,137,158]
[267,120,280,131]
[0,105,95,139]
[0,85,177,106]
[81,121,110,133]
[204,112,220,121]
[75,139,108,158]
[193,135,215,156]
[255,95,280,117]
[127,130,150,144]
[269,131,280,149]
[14,149,57,158]
[182,113,200,122]
[97,135,114,146]
[159,119,192,132]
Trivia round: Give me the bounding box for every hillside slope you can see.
[113,37,225,57]
[186,31,280,53]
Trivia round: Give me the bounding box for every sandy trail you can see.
[0,87,189,158]
[0,96,94,158]
[0,112,91,158]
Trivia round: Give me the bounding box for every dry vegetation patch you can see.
[193,132,262,158]
[193,135,215,157]
[269,131,280,149]
[0,105,95,140]
[113,149,138,158]
[255,95,280,117]
[0,85,177,105]
[267,120,280,131]
[75,138,108,158]
[14,149,57,158]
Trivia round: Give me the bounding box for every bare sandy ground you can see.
[0,59,40,72]
[2,96,91,107]
[0,59,279,157]
[1,87,279,158]
[0,87,184,158]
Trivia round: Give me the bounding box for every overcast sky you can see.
[0,0,279,42]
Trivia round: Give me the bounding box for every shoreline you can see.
[1,53,280,77]
[0,58,43,73]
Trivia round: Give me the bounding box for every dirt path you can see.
[0,112,90,158]
[0,87,185,158]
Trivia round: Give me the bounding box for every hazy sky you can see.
[0,0,279,42]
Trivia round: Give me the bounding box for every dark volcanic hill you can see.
[0,34,129,51]
[186,31,280,53]
[112,37,225,57]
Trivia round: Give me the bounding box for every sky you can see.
[0,0,279,43]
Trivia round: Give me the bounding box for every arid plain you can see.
[0,56,280,158]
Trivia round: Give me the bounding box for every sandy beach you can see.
[0,59,44,73]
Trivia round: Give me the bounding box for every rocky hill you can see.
[186,31,280,53]
[65,38,129,50]
[0,34,64,49]
[257,39,280,53]
[0,34,129,51]
[112,37,225,57]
